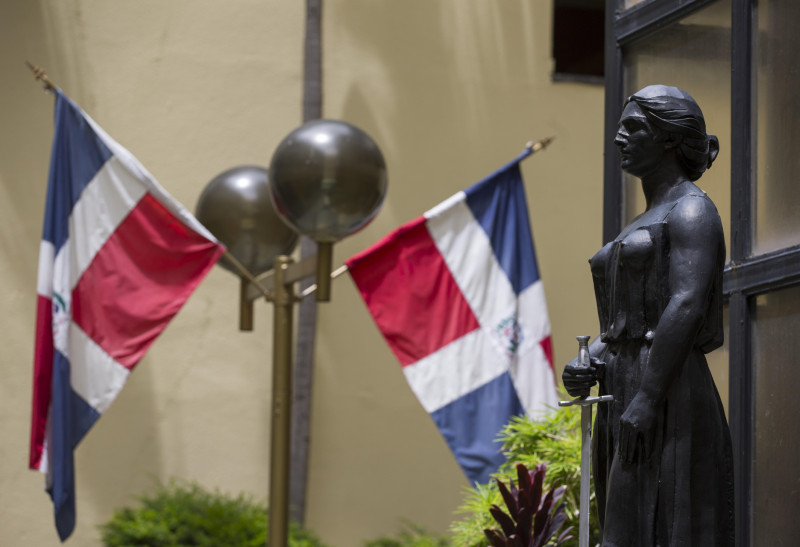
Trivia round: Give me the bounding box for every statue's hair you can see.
[625,86,718,181]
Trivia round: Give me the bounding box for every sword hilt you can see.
[558,394,614,408]
[559,335,608,405]
[577,334,591,367]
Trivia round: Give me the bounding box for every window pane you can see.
[754,0,800,254]
[621,0,731,262]
[753,287,800,545]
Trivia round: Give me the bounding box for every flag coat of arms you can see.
[29,90,225,540]
[346,152,558,484]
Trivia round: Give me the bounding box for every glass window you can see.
[754,0,800,254]
[621,0,731,262]
[753,287,800,545]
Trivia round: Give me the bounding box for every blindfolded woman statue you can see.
[563,85,735,546]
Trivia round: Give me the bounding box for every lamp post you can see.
[196,120,387,547]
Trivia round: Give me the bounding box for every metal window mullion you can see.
[616,0,720,46]
[728,0,755,545]
[727,292,754,547]
[723,245,800,297]
[730,0,754,263]
[603,0,624,244]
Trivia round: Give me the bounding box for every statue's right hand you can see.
[562,357,602,398]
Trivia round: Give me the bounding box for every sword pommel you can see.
[577,335,591,368]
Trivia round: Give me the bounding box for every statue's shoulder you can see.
[667,190,723,242]
[669,186,720,218]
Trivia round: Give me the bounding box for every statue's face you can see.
[615,102,663,179]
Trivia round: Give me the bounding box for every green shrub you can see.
[366,406,594,547]
[99,481,328,547]
[450,406,598,547]
[364,523,451,547]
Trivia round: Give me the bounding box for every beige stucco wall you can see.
[0,1,603,545]
[311,2,604,544]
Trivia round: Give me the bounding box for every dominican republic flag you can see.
[346,150,558,484]
[29,90,225,541]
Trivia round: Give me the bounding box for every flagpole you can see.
[524,136,555,155]
[26,62,57,93]
[221,251,273,299]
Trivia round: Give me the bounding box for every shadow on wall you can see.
[306,3,589,545]
[78,357,165,523]
[0,0,164,530]
[0,0,104,309]
[330,0,544,213]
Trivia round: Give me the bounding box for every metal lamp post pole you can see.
[265,249,334,547]
[269,255,294,547]
[196,120,387,547]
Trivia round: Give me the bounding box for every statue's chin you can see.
[620,159,658,180]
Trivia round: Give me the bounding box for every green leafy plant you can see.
[99,480,328,547]
[451,406,598,547]
[484,462,572,547]
[364,522,451,547]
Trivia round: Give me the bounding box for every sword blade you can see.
[560,394,613,547]
[579,402,592,547]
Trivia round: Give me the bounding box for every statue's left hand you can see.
[618,393,658,464]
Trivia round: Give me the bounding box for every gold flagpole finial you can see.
[26,61,57,93]
[525,136,555,154]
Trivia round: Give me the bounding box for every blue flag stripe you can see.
[464,162,540,294]
[43,92,112,252]
[431,372,524,484]
[49,352,100,540]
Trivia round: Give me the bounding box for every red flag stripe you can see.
[71,193,224,370]
[539,335,554,371]
[30,295,55,470]
[347,216,481,367]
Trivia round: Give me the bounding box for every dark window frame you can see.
[603,1,797,545]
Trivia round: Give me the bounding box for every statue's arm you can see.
[638,197,721,404]
[618,196,723,462]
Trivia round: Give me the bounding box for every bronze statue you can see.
[563,85,735,546]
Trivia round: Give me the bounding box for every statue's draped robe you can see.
[589,193,735,547]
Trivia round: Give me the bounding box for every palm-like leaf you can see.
[529,464,545,512]
[482,463,572,547]
[498,477,519,517]
[490,505,516,537]
[484,528,506,547]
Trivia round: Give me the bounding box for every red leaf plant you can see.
[483,462,573,547]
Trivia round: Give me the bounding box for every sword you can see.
[559,335,613,547]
